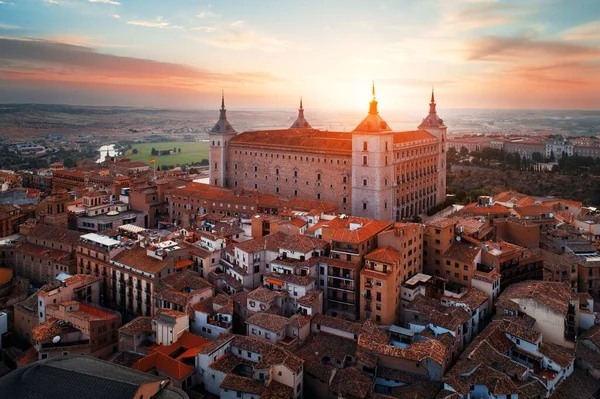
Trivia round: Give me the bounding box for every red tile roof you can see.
[133,351,195,380]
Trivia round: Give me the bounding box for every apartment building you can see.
[311,216,391,320]
[359,223,424,325]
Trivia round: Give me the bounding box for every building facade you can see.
[209,86,447,221]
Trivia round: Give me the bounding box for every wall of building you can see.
[515,298,574,348]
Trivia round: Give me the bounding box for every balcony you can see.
[327,295,356,305]
[328,268,354,280]
[328,279,354,291]
[331,243,359,255]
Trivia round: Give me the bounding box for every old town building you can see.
[209,86,447,221]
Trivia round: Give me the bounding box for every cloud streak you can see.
[127,16,183,30]
[0,37,280,91]
[89,0,120,5]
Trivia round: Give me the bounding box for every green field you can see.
[128,141,209,167]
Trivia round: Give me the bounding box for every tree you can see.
[200,158,209,166]
[459,146,469,157]
[151,148,158,156]
[63,157,76,168]
[132,148,139,154]
[178,147,181,153]
[173,147,177,153]
[188,168,199,174]
[531,152,543,163]
[549,150,555,162]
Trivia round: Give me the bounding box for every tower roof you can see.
[210,91,236,134]
[352,82,392,133]
[418,89,445,129]
[289,97,312,129]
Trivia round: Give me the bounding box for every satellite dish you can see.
[456,236,461,241]
[52,335,61,344]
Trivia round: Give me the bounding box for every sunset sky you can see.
[1,0,599,110]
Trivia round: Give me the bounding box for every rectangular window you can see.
[363,155,368,166]
[363,142,368,151]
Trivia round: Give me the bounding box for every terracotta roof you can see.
[295,332,357,382]
[359,335,447,365]
[393,130,436,144]
[280,234,328,253]
[233,231,288,254]
[64,274,101,287]
[330,367,373,398]
[220,374,265,395]
[426,218,456,229]
[444,242,481,264]
[364,246,402,264]
[16,347,39,367]
[311,313,363,335]
[406,295,471,332]
[27,224,83,246]
[111,245,171,275]
[15,242,71,262]
[231,335,303,372]
[246,312,288,332]
[441,288,488,311]
[500,280,577,315]
[247,286,287,303]
[230,129,353,155]
[133,351,194,380]
[119,317,153,336]
[539,341,574,369]
[514,204,554,218]
[154,269,213,308]
[32,318,62,341]
[264,272,314,287]
[323,216,392,244]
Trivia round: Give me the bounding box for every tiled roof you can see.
[364,246,402,264]
[311,313,362,335]
[230,129,353,155]
[133,351,194,380]
[500,280,577,315]
[329,367,373,398]
[119,317,153,336]
[15,242,71,262]
[426,218,456,229]
[27,224,83,245]
[393,130,437,144]
[32,318,62,341]
[324,216,392,244]
[407,295,471,332]
[280,234,328,253]
[514,204,554,218]
[154,270,213,308]
[220,374,265,394]
[111,245,171,274]
[233,231,288,254]
[358,336,447,365]
[441,287,488,311]
[539,341,574,368]
[444,242,481,264]
[246,312,288,332]
[231,335,303,372]
[295,332,357,382]
[247,286,287,303]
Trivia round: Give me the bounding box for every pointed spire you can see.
[429,88,437,114]
[290,96,311,129]
[369,81,378,115]
[211,92,236,134]
[219,91,227,120]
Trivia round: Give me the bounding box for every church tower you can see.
[351,83,394,221]
[209,92,237,188]
[418,90,447,206]
[290,98,312,129]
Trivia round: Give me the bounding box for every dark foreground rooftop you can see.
[0,355,188,399]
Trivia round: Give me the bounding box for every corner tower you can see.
[351,82,394,221]
[209,92,237,188]
[418,90,447,205]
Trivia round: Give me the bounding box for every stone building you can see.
[209,86,447,221]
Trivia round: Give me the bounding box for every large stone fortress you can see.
[209,84,447,222]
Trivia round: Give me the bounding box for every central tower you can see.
[351,83,394,221]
